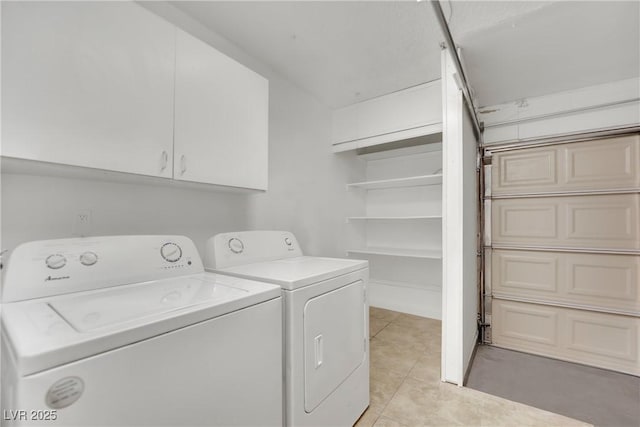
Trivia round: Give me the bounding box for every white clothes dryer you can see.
[1,235,282,426]
[205,230,369,427]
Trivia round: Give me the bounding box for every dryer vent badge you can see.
[46,376,84,409]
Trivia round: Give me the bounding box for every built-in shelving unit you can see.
[346,247,442,259]
[368,279,441,292]
[347,215,442,221]
[345,141,443,319]
[346,174,442,190]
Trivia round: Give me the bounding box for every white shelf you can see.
[347,247,442,259]
[347,174,442,190]
[368,279,442,319]
[345,138,443,318]
[347,215,442,221]
[369,278,441,292]
[358,140,443,160]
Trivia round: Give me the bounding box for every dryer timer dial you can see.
[228,238,244,254]
[160,243,182,263]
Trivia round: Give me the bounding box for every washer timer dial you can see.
[160,243,182,263]
[45,254,67,269]
[79,251,98,266]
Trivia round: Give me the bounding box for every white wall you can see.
[141,1,365,259]
[1,2,363,263]
[0,174,249,256]
[247,76,365,257]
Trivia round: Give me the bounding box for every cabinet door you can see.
[358,82,442,138]
[174,29,268,190]
[1,2,175,177]
[331,81,442,148]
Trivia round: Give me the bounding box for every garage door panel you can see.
[489,133,640,376]
[493,250,640,313]
[495,149,558,190]
[493,300,640,375]
[566,313,637,362]
[492,134,640,195]
[496,302,558,346]
[568,202,635,242]
[564,136,639,188]
[568,258,637,303]
[497,202,558,241]
[493,194,640,249]
[494,251,558,293]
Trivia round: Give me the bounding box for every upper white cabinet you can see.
[332,80,442,152]
[1,2,176,178]
[2,3,269,191]
[174,30,268,190]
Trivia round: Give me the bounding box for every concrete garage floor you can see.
[355,308,589,426]
[466,346,640,427]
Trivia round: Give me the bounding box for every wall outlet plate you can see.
[73,209,92,237]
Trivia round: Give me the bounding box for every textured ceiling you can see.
[170,1,441,109]
[170,1,640,109]
[450,1,640,107]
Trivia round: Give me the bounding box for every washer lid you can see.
[217,256,368,290]
[50,275,248,332]
[2,272,281,376]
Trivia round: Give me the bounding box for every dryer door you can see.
[303,280,366,412]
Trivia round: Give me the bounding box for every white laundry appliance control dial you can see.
[284,237,292,246]
[79,251,98,266]
[160,243,182,262]
[45,254,67,269]
[228,238,244,254]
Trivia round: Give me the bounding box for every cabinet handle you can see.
[160,150,169,172]
[180,155,187,175]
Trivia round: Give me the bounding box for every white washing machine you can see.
[204,230,369,427]
[1,235,283,426]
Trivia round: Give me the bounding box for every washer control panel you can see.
[2,235,204,303]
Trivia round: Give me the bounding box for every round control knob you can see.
[79,251,98,266]
[45,254,67,270]
[284,237,292,246]
[160,243,182,263]
[228,238,244,254]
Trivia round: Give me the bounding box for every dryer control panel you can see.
[204,230,303,269]
[2,235,204,303]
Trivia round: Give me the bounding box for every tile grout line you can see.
[374,315,425,424]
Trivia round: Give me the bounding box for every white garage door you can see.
[486,133,640,375]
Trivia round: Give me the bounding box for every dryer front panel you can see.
[303,280,366,413]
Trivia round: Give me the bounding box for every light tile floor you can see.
[354,307,592,427]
